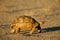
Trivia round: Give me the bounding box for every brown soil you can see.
[0,0,60,40]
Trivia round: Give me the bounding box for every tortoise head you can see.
[40,21,45,25]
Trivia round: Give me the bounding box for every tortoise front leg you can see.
[29,22,39,34]
[29,27,35,34]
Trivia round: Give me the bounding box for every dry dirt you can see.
[0,0,60,40]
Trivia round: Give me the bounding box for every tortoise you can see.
[10,16,43,34]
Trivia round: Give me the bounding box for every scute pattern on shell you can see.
[16,16,36,23]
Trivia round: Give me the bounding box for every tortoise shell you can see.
[10,16,41,34]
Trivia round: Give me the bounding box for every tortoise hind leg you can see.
[15,28,20,33]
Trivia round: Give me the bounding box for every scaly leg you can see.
[29,27,35,34]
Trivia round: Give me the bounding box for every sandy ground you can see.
[0,0,60,40]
